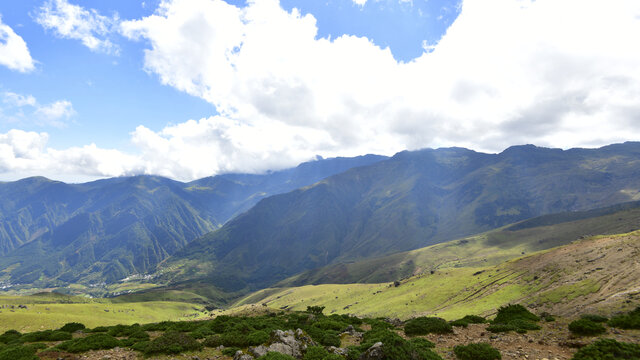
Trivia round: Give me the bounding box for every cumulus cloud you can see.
[1,91,75,127]
[119,0,640,159]
[35,0,119,54]
[3,0,640,182]
[0,15,36,72]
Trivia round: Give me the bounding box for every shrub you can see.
[320,332,341,347]
[314,319,347,331]
[449,319,469,328]
[59,322,85,333]
[571,338,640,360]
[89,326,108,333]
[127,330,150,341]
[0,344,37,360]
[489,304,540,333]
[492,304,539,324]
[454,343,501,360]
[56,333,121,353]
[258,353,297,360]
[108,324,142,337]
[404,317,453,336]
[130,340,150,352]
[460,315,486,324]
[247,330,270,346]
[568,319,606,336]
[608,307,640,329]
[190,325,215,339]
[21,330,71,342]
[486,324,517,333]
[410,338,436,350]
[0,330,22,344]
[143,331,202,355]
[222,347,241,356]
[358,328,442,360]
[203,334,222,347]
[304,346,330,360]
[307,306,325,315]
[580,314,608,323]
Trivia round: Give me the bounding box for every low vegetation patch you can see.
[571,338,640,360]
[608,306,640,329]
[450,315,486,327]
[59,322,86,333]
[488,304,540,333]
[568,319,606,336]
[453,343,501,360]
[0,344,38,360]
[404,317,453,336]
[141,331,203,355]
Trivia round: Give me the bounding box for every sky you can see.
[0,0,639,182]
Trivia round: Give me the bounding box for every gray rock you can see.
[233,350,255,360]
[268,342,297,357]
[248,345,269,358]
[329,346,349,356]
[359,341,384,360]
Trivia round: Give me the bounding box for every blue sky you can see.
[0,0,639,182]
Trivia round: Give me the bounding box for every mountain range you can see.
[158,142,640,296]
[0,155,386,285]
[2,142,640,303]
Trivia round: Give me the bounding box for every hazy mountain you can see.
[0,155,386,286]
[161,142,640,293]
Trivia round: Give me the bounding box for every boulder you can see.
[359,342,385,360]
[233,350,255,360]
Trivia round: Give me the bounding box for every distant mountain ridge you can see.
[161,142,640,294]
[0,154,387,286]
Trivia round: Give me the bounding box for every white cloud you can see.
[1,92,75,127]
[352,0,368,6]
[118,0,640,161]
[0,129,139,182]
[3,0,640,182]
[0,15,36,72]
[35,0,119,54]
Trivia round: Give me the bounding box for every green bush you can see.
[410,338,436,350]
[258,352,297,360]
[0,344,37,360]
[56,333,121,353]
[454,343,501,360]
[486,324,517,333]
[307,306,325,315]
[130,340,150,352]
[568,319,606,336]
[222,347,241,356]
[143,331,202,355]
[460,315,486,324]
[449,319,469,328]
[304,346,330,360]
[20,330,72,342]
[190,325,215,339]
[0,330,22,345]
[571,338,640,360]
[492,304,539,323]
[247,330,270,346]
[320,332,341,347]
[489,304,540,333]
[127,330,150,341]
[357,328,442,360]
[203,334,222,347]
[108,324,142,337]
[89,326,108,333]
[608,307,640,329]
[581,314,608,323]
[59,322,85,333]
[404,317,453,336]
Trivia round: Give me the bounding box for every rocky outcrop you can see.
[238,328,318,359]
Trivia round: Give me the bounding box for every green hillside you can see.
[279,201,640,286]
[160,142,640,294]
[236,230,640,320]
